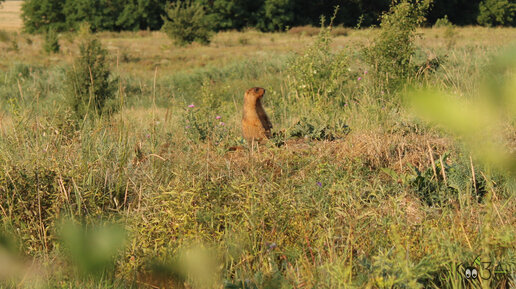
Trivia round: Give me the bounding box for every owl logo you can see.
[464,267,478,280]
[456,255,493,281]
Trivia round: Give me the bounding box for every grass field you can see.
[0,1,23,31]
[0,3,515,288]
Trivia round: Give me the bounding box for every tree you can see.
[477,0,516,26]
[256,0,295,31]
[427,0,481,26]
[200,0,264,31]
[117,0,168,31]
[63,0,122,31]
[21,0,67,33]
[162,1,213,46]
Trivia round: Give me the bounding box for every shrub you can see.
[287,14,350,102]
[477,0,516,27]
[43,28,60,54]
[65,37,117,119]
[433,15,453,27]
[161,1,213,47]
[363,0,431,91]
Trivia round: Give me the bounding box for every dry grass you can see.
[288,26,350,37]
[0,1,23,31]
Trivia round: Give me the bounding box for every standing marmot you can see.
[242,87,272,143]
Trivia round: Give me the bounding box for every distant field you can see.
[0,1,23,31]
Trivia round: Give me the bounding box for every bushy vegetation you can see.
[477,0,516,27]
[363,0,430,91]
[433,15,453,27]
[162,1,213,46]
[42,28,59,54]
[1,1,516,288]
[287,15,350,102]
[65,36,117,119]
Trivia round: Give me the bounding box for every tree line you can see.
[21,0,516,34]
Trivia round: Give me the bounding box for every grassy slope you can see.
[0,27,515,288]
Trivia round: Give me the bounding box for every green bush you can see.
[65,37,117,119]
[363,0,431,91]
[433,15,453,27]
[161,1,213,47]
[477,0,516,27]
[43,28,60,54]
[287,15,350,102]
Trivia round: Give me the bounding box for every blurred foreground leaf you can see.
[59,220,126,277]
[408,47,516,176]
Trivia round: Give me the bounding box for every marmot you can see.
[242,87,272,143]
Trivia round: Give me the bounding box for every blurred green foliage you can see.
[409,47,516,176]
[59,220,126,277]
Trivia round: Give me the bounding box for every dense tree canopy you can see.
[21,0,516,34]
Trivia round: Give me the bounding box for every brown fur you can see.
[242,87,272,143]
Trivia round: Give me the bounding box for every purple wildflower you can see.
[216,116,221,119]
[188,104,195,108]
[358,77,362,81]
[219,122,225,126]
[317,182,322,187]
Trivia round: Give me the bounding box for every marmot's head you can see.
[245,87,266,102]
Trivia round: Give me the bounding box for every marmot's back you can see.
[242,87,272,142]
